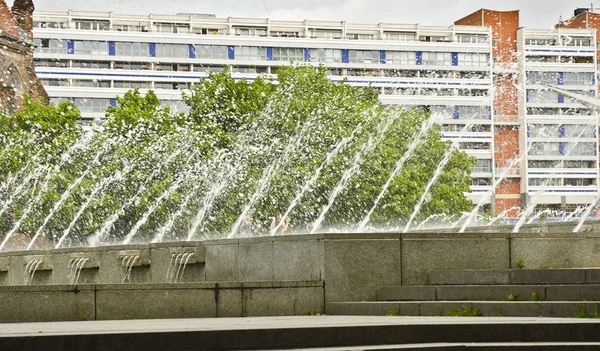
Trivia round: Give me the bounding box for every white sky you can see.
[9,0,600,29]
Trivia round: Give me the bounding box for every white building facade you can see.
[517,28,599,210]
[32,10,495,204]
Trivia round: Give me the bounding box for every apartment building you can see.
[31,10,496,206]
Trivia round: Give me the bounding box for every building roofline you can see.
[454,8,519,25]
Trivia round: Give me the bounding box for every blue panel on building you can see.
[596,143,598,156]
[266,47,273,61]
[108,41,116,56]
[228,46,235,60]
[67,40,74,54]
[380,50,386,64]
[527,125,530,137]
[451,53,458,66]
[488,106,492,120]
[189,44,196,59]
[557,72,564,85]
[109,99,117,107]
[559,142,565,156]
[341,49,349,63]
[304,48,311,62]
[453,106,459,120]
[558,94,564,103]
[526,90,529,103]
[593,74,596,85]
[416,51,423,65]
[149,43,156,57]
[558,125,565,137]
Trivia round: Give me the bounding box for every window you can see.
[73,98,111,113]
[34,21,67,29]
[472,159,492,173]
[386,51,416,65]
[311,48,342,63]
[384,32,416,41]
[561,56,594,64]
[156,23,190,34]
[456,34,488,44]
[113,62,150,70]
[528,161,560,168]
[384,70,417,77]
[72,61,110,69]
[530,142,560,156]
[564,178,595,186]
[33,38,67,54]
[528,89,559,103]
[348,50,380,64]
[74,20,109,31]
[565,142,595,156]
[525,38,557,46]
[193,65,224,73]
[458,53,488,67]
[527,71,558,85]
[73,41,109,55]
[563,37,593,47]
[310,30,342,39]
[114,81,152,89]
[347,69,380,76]
[272,48,304,62]
[115,42,150,57]
[270,30,300,38]
[527,107,559,115]
[156,44,189,58]
[72,80,110,88]
[564,124,595,138]
[457,71,489,79]
[39,79,68,87]
[458,89,488,97]
[234,27,267,36]
[472,178,492,186]
[421,70,454,79]
[234,46,266,61]
[529,124,559,138]
[34,59,67,68]
[430,106,454,120]
[459,142,490,150]
[196,45,228,60]
[458,106,490,120]
[113,24,149,32]
[231,66,268,74]
[564,161,595,168]
[529,178,561,186]
[526,55,558,63]
[563,72,594,86]
[422,52,452,66]
[346,33,375,40]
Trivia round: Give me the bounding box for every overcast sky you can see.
[8,0,600,29]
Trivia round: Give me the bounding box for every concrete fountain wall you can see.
[1,221,600,322]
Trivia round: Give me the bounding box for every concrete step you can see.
[327,301,600,318]
[3,316,600,350]
[429,269,600,286]
[379,285,600,302]
[276,342,600,350]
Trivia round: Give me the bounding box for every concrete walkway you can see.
[1,316,599,350]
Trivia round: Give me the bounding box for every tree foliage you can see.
[0,65,474,248]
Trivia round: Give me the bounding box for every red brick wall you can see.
[0,0,21,40]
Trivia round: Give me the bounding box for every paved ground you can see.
[0,315,598,337]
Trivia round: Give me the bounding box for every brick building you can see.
[0,0,47,114]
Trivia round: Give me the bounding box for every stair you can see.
[327,269,600,318]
